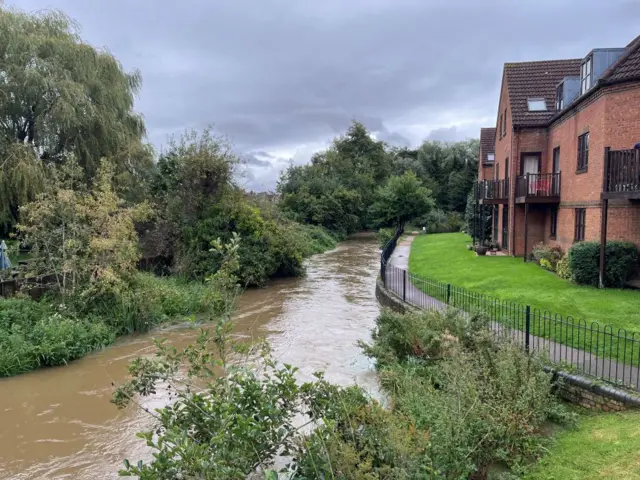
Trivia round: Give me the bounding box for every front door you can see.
[502,206,509,250]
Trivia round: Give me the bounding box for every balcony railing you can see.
[477,179,509,202]
[605,149,640,195]
[515,172,561,200]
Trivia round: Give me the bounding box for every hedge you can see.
[568,241,639,287]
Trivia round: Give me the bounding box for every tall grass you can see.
[0,273,214,377]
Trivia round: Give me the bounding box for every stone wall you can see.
[552,370,640,411]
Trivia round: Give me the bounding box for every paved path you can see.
[384,234,640,391]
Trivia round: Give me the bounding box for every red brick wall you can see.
[494,76,513,252]
[547,95,606,204]
[513,205,546,256]
[603,84,640,149]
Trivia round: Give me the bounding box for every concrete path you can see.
[384,234,640,391]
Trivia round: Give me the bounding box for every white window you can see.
[581,56,592,95]
[487,153,495,162]
[527,98,547,111]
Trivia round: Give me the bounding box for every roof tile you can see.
[605,34,640,82]
[505,59,581,127]
[479,128,496,164]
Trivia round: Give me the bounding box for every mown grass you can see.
[408,233,640,334]
[525,411,640,480]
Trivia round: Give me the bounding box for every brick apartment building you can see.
[476,34,640,279]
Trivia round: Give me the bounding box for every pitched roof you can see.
[479,128,496,164]
[504,59,581,127]
[603,34,640,83]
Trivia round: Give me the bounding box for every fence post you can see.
[381,260,386,288]
[525,305,531,353]
[446,283,451,305]
[402,269,407,302]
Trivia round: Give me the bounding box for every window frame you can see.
[581,55,593,95]
[527,98,547,112]
[574,208,586,242]
[552,146,560,173]
[502,108,507,136]
[556,83,564,110]
[550,207,558,239]
[577,132,589,173]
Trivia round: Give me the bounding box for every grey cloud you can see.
[10,0,640,190]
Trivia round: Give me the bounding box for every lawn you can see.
[408,233,640,334]
[525,412,640,480]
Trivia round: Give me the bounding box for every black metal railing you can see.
[605,148,640,193]
[476,179,509,201]
[380,225,404,286]
[380,244,640,391]
[515,172,561,198]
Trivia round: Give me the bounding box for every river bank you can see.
[0,236,381,479]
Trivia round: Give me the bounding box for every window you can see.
[498,113,503,139]
[527,98,547,111]
[574,208,586,242]
[581,56,592,95]
[502,108,507,136]
[552,147,560,173]
[550,207,558,239]
[577,132,589,172]
[556,83,564,110]
[487,153,495,162]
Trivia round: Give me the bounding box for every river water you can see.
[0,236,381,479]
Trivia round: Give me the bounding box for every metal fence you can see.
[381,242,640,391]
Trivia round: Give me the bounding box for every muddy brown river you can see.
[0,237,381,479]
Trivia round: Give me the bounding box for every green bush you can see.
[556,254,571,279]
[532,242,563,271]
[0,298,115,376]
[362,309,574,478]
[377,227,395,249]
[568,241,639,287]
[420,209,464,234]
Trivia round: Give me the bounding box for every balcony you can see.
[515,173,561,204]
[476,179,509,204]
[602,148,640,200]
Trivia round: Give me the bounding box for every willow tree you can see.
[0,7,149,227]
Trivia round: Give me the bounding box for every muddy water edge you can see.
[0,235,382,479]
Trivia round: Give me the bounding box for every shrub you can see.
[532,242,563,271]
[362,308,574,478]
[569,241,639,287]
[421,209,464,234]
[0,297,115,376]
[377,227,395,249]
[556,254,571,279]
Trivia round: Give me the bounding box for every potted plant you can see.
[475,243,488,256]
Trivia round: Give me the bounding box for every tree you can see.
[369,172,435,228]
[17,159,151,297]
[0,7,147,226]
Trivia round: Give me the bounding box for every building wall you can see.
[494,76,513,252]
[483,80,640,256]
[547,94,606,205]
[513,205,546,256]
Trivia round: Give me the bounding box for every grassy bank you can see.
[0,273,214,377]
[525,411,640,479]
[408,233,640,333]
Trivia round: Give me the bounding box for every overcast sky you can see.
[7,0,640,190]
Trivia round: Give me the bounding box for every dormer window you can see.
[556,83,564,110]
[527,98,547,111]
[581,55,592,95]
